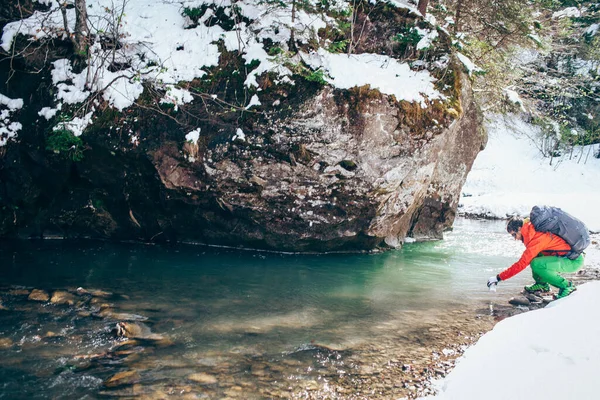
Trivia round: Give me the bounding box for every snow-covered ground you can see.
[420,281,600,400]
[418,114,600,400]
[460,114,600,232]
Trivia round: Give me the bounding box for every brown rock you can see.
[103,370,141,388]
[28,289,49,302]
[50,291,76,305]
[187,372,218,384]
[77,287,113,298]
[0,338,13,348]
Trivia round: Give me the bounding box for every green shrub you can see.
[328,39,348,53]
[46,129,84,162]
[304,69,327,85]
[183,6,208,24]
[393,27,422,46]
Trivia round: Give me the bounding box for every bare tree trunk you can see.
[55,0,90,57]
[288,0,297,52]
[56,0,73,44]
[454,0,464,34]
[74,0,90,56]
[418,0,428,16]
[347,0,357,55]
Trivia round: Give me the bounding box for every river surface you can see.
[0,219,529,399]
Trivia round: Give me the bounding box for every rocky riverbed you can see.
[0,266,595,400]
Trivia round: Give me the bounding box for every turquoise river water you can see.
[0,219,529,399]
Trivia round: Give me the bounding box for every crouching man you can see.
[487,216,585,299]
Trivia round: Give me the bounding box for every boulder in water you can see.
[77,287,113,298]
[115,322,172,346]
[28,289,49,302]
[50,291,76,306]
[116,322,152,338]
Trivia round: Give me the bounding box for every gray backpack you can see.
[529,205,590,260]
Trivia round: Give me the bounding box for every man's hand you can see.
[487,275,500,288]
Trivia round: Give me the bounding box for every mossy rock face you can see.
[0,2,482,251]
[0,71,481,251]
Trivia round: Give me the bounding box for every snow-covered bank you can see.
[420,281,600,400]
[419,114,600,400]
[459,114,600,232]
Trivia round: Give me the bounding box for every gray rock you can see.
[508,296,531,306]
[524,293,543,303]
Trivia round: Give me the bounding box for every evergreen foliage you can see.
[433,0,600,160]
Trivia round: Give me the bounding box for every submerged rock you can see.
[0,338,13,348]
[77,287,113,298]
[50,291,77,306]
[187,372,218,384]
[94,309,148,321]
[115,322,172,346]
[115,322,153,339]
[8,289,30,296]
[28,289,50,302]
[103,370,141,388]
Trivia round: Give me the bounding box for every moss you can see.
[339,160,357,171]
[396,98,456,138]
[45,128,85,161]
[291,143,312,164]
[92,197,105,210]
[343,85,385,116]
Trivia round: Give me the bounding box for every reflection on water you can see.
[0,219,528,398]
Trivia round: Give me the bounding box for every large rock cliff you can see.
[0,0,485,252]
[0,72,484,252]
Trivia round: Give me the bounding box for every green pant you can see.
[530,255,584,289]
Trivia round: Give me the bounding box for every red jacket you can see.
[498,221,571,281]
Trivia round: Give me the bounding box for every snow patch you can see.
[186,128,201,144]
[0,94,24,110]
[302,49,443,105]
[38,107,59,120]
[54,111,94,137]
[233,128,246,141]
[245,94,261,110]
[456,52,484,76]
[552,7,582,19]
[0,94,24,146]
